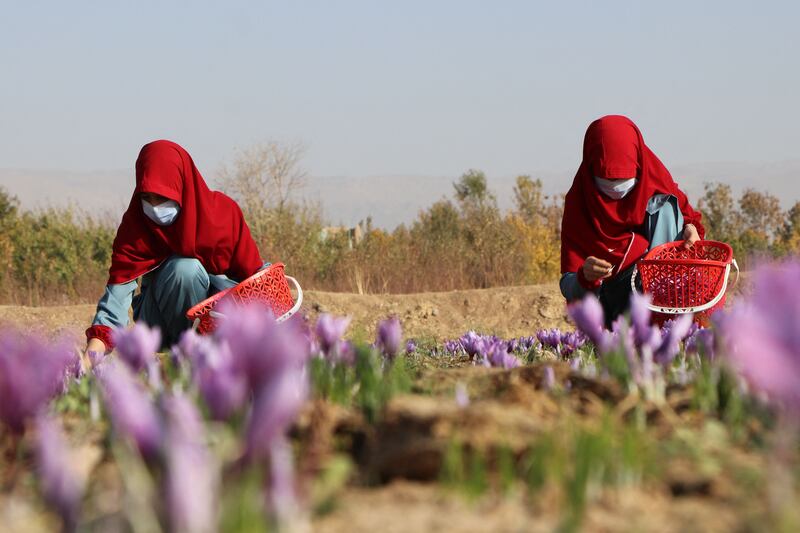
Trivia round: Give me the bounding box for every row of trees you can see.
[0,142,797,303]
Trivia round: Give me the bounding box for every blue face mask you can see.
[142,199,180,226]
[594,176,638,200]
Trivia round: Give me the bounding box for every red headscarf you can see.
[561,115,704,276]
[107,140,263,284]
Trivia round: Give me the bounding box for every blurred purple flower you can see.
[461,331,484,359]
[267,436,298,524]
[97,362,162,460]
[536,329,562,349]
[568,295,613,353]
[162,393,218,533]
[686,328,716,360]
[215,301,309,390]
[560,331,586,356]
[654,314,694,366]
[314,314,351,356]
[455,382,470,408]
[245,367,309,462]
[629,292,660,349]
[405,339,418,354]
[0,331,74,433]
[487,341,520,369]
[717,260,800,411]
[542,366,556,390]
[113,323,161,373]
[376,317,402,360]
[34,414,84,531]
[197,344,248,421]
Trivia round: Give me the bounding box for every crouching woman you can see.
[84,140,266,356]
[559,115,705,325]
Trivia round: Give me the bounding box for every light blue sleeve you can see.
[91,281,137,328]
[560,272,589,302]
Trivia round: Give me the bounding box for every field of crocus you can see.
[1,260,800,532]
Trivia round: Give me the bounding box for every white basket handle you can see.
[195,275,304,328]
[630,262,733,315]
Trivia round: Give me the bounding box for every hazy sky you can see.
[1,1,798,181]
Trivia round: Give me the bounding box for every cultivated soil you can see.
[0,283,571,343]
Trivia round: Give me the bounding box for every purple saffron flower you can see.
[717,260,800,411]
[487,341,520,369]
[629,292,661,349]
[560,331,586,356]
[0,331,74,433]
[98,362,162,460]
[654,314,694,366]
[267,436,298,524]
[314,314,352,356]
[376,317,402,360]
[34,414,85,531]
[542,366,556,390]
[461,331,485,359]
[113,323,161,373]
[245,367,309,462]
[686,328,716,360]
[215,301,309,390]
[536,329,562,349]
[195,342,248,421]
[455,383,470,408]
[162,393,218,533]
[406,339,418,354]
[568,295,613,353]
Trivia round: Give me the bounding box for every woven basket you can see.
[631,240,738,324]
[185,263,303,334]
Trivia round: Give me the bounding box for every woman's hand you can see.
[583,256,614,282]
[84,338,107,367]
[682,223,700,250]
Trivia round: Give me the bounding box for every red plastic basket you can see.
[185,262,303,334]
[631,240,738,325]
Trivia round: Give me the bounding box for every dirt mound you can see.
[0,283,570,342]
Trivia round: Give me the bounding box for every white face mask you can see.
[594,176,638,200]
[142,199,180,226]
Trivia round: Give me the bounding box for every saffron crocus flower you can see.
[0,331,74,433]
[654,314,694,366]
[487,341,520,369]
[376,317,402,360]
[717,260,800,412]
[629,292,656,347]
[542,366,556,390]
[460,331,484,359]
[245,367,309,462]
[162,393,218,533]
[194,342,248,421]
[567,295,613,353]
[215,301,309,390]
[536,329,562,350]
[686,328,716,360]
[455,382,470,408]
[560,331,586,356]
[34,414,85,531]
[314,314,351,357]
[406,339,418,354]
[113,323,161,373]
[267,436,299,525]
[97,362,162,460]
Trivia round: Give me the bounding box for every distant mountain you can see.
[2,160,798,229]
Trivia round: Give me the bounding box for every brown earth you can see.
[0,283,570,342]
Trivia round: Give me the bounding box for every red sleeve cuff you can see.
[576,268,602,291]
[86,325,114,352]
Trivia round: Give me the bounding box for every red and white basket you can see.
[631,240,738,324]
[186,262,303,334]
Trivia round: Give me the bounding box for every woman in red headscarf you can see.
[560,115,705,324]
[84,140,266,355]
